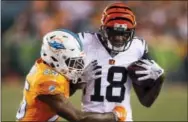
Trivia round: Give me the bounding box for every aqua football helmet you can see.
[41,29,85,82]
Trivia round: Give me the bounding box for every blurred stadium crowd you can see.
[1,1,188,82]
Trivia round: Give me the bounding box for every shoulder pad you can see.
[133,36,145,45]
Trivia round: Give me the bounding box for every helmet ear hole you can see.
[50,63,55,68]
[62,56,67,60]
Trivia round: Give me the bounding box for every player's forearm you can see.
[78,112,116,122]
[133,75,164,107]
[54,97,86,122]
[45,95,115,122]
[141,75,164,107]
[38,94,84,122]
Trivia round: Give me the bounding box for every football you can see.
[127,60,155,87]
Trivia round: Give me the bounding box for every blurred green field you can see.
[2,82,187,121]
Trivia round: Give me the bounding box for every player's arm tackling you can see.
[37,93,123,122]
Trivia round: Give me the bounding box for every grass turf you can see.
[2,82,187,121]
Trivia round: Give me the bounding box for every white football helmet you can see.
[41,29,85,82]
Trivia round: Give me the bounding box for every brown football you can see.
[127,60,155,87]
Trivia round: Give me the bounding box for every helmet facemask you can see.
[100,26,135,53]
[64,57,85,81]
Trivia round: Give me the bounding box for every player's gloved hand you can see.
[81,60,102,82]
[113,106,126,122]
[135,59,164,81]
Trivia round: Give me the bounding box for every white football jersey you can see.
[78,32,148,121]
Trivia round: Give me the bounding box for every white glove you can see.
[81,60,102,82]
[135,59,164,81]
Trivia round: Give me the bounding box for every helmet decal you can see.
[114,23,128,31]
[48,40,65,49]
[59,29,83,51]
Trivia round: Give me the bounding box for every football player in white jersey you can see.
[77,2,165,121]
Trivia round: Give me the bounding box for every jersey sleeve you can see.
[78,32,96,66]
[78,32,86,45]
[141,39,151,60]
[134,37,151,60]
[78,32,96,46]
[35,80,62,96]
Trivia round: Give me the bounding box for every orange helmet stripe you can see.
[103,13,135,28]
[101,2,136,28]
[105,2,132,10]
[105,5,132,12]
[104,11,135,22]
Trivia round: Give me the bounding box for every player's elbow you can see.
[139,97,155,108]
[140,100,153,108]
